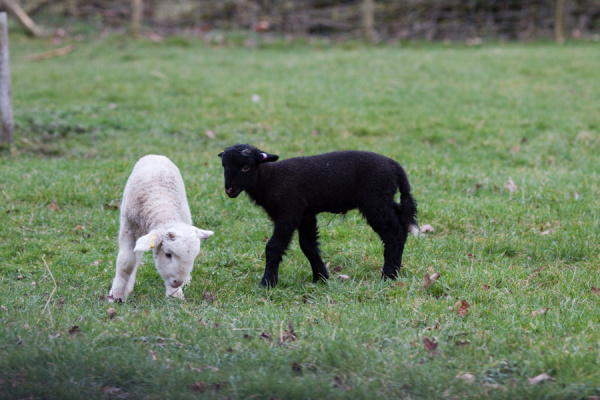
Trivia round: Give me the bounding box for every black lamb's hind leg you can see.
[298,214,329,283]
[261,221,297,288]
[360,200,406,280]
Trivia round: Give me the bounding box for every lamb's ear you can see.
[134,230,161,252]
[259,152,279,163]
[195,228,214,240]
[218,151,224,158]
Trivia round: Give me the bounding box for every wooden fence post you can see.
[555,0,566,43]
[362,0,376,42]
[0,12,14,146]
[132,0,143,36]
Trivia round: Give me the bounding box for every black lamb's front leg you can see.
[298,214,329,283]
[261,221,296,287]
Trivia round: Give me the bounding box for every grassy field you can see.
[1,32,600,399]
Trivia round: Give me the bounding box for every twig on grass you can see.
[28,45,75,61]
[39,254,57,326]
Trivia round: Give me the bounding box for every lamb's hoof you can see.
[107,295,123,304]
[259,278,278,288]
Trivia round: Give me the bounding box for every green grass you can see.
[1,33,600,399]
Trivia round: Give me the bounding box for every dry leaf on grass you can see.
[528,373,554,385]
[107,307,115,319]
[190,381,207,392]
[338,274,350,281]
[149,350,157,361]
[531,308,551,317]
[423,337,439,356]
[592,286,600,295]
[456,300,470,317]
[68,326,81,336]
[282,320,297,342]
[504,178,518,193]
[48,201,61,212]
[202,291,215,303]
[423,267,440,289]
[205,130,216,139]
[291,361,302,374]
[456,372,475,384]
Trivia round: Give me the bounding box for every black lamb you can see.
[219,144,418,287]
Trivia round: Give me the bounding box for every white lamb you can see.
[109,155,214,301]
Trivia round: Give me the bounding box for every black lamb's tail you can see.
[396,164,419,236]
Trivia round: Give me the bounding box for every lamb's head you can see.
[219,144,279,198]
[134,225,214,298]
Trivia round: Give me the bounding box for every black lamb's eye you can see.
[242,165,250,172]
[165,253,172,259]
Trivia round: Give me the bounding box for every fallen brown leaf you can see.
[260,331,272,341]
[189,366,203,373]
[456,300,470,317]
[333,376,351,390]
[331,265,343,272]
[482,284,490,291]
[74,225,84,231]
[456,372,475,384]
[282,320,297,342]
[591,286,600,295]
[531,308,551,317]
[338,274,350,281]
[68,325,81,336]
[48,201,61,212]
[190,381,207,392]
[202,291,215,303]
[107,307,115,319]
[423,337,439,353]
[291,361,302,374]
[527,373,554,385]
[206,130,216,139]
[423,272,440,289]
[504,178,518,193]
[149,350,157,361]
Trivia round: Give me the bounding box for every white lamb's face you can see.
[133,226,214,299]
[154,229,201,298]
[154,226,215,298]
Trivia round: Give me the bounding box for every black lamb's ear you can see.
[259,152,279,163]
[218,151,224,158]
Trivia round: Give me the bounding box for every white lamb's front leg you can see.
[109,239,140,302]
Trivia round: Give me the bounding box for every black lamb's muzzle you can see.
[225,187,241,198]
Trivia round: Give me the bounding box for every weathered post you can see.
[0,12,14,145]
[132,0,143,37]
[362,0,376,43]
[555,0,566,43]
